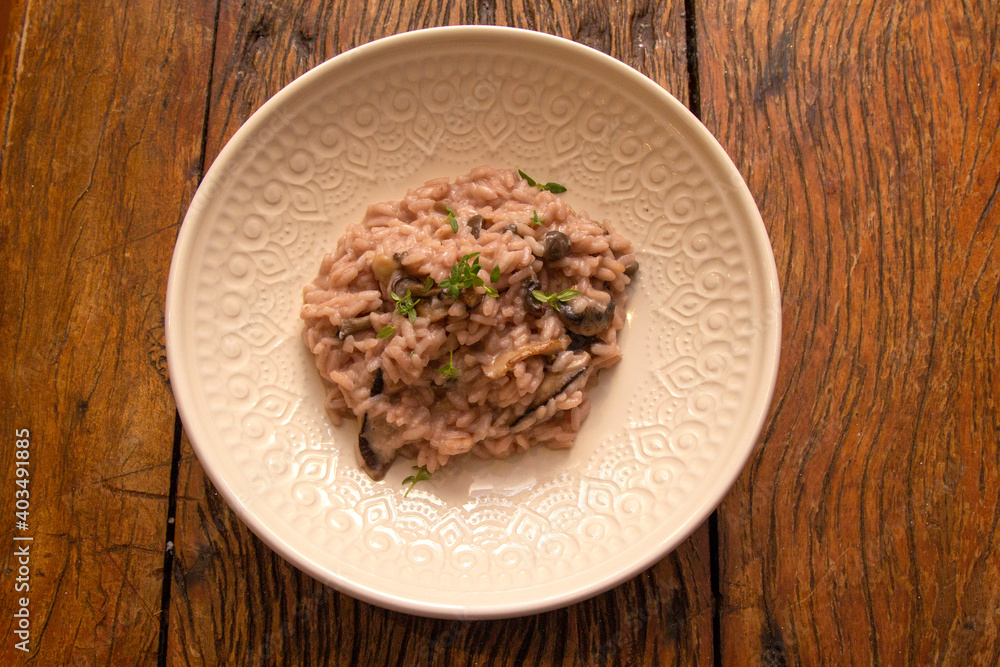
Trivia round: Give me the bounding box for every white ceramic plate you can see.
[166,26,780,618]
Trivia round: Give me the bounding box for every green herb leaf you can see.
[555,288,581,302]
[490,265,501,283]
[531,289,552,306]
[444,205,458,233]
[530,210,545,226]
[483,284,498,298]
[423,275,436,291]
[438,253,488,300]
[402,465,432,496]
[436,350,459,379]
[518,169,567,193]
[376,325,395,339]
[531,288,581,310]
[391,289,420,323]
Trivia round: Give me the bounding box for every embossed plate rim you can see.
[166,25,781,618]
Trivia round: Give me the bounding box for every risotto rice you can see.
[301,167,636,479]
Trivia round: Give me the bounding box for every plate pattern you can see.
[179,45,772,594]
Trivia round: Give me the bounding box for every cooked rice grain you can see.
[302,167,636,475]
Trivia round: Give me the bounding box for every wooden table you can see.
[2,1,997,664]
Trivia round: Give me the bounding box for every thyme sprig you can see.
[518,169,567,194]
[390,289,420,323]
[438,253,498,299]
[402,465,432,496]
[530,288,581,310]
[444,205,458,233]
[436,350,459,378]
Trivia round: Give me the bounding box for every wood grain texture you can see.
[204,0,689,164]
[698,0,1000,664]
[495,0,690,97]
[0,1,214,663]
[168,1,709,665]
[0,0,27,176]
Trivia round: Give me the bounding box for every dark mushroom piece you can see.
[337,315,373,340]
[566,330,601,351]
[503,224,519,235]
[357,413,397,480]
[624,260,639,278]
[373,252,438,299]
[460,289,483,309]
[466,214,484,239]
[557,294,616,336]
[539,230,572,263]
[522,278,547,318]
[415,295,451,323]
[389,272,439,299]
[483,338,566,380]
[511,365,590,429]
[356,367,396,480]
[372,252,441,298]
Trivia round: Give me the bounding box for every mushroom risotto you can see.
[301,167,637,479]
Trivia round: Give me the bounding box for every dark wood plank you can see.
[0,0,27,172]
[204,0,689,162]
[495,0,690,98]
[0,1,215,663]
[698,0,1000,663]
[168,1,709,664]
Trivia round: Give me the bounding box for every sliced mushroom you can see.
[373,252,439,300]
[566,330,601,351]
[356,368,394,480]
[539,230,572,263]
[357,412,397,480]
[557,294,615,336]
[483,338,567,380]
[460,289,483,309]
[522,278,546,318]
[389,274,420,297]
[415,295,451,323]
[389,272,439,299]
[467,214,484,239]
[534,367,587,406]
[372,254,398,284]
[511,366,590,429]
[503,224,519,235]
[337,315,373,340]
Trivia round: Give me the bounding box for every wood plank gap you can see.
[0,0,30,181]
[682,0,701,118]
[197,0,223,179]
[710,512,722,667]
[157,4,221,663]
[156,410,185,667]
[686,2,714,663]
